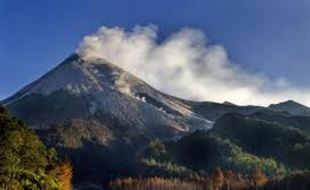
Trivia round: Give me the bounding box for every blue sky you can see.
[1,0,310,100]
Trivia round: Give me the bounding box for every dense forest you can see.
[107,113,310,190]
[2,104,310,190]
[109,170,310,190]
[0,106,72,190]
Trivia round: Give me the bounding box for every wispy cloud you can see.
[77,25,310,106]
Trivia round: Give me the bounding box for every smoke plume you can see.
[77,25,310,106]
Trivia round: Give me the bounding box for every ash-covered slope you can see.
[4,54,215,184]
[4,54,212,136]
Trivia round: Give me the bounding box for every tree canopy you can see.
[0,106,72,190]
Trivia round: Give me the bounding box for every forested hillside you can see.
[213,113,310,169]
[0,106,72,190]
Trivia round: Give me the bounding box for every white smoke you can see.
[77,25,310,106]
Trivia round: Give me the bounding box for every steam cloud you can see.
[77,25,310,106]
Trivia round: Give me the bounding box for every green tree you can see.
[0,106,72,189]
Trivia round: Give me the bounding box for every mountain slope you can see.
[3,54,213,184]
[188,101,265,121]
[138,131,283,177]
[268,100,310,116]
[4,54,212,134]
[212,113,310,169]
[251,110,310,132]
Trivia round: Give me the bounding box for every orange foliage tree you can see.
[212,168,224,190]
[56,162,73,190]
[252,167,268,190]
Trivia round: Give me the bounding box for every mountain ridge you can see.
[268,100,310,116]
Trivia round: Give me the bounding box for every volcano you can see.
[2,54,213,184]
